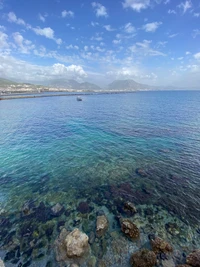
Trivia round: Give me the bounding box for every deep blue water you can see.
[0,91,200,266]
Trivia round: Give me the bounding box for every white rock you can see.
[96,215,109,237]
[51,203,63,215]
[65,228,89,258]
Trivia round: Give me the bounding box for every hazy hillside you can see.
[0,78,18,86]
[107,79,153,91]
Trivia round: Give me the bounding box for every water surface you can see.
[0,91,200,266]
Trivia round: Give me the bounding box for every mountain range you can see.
[0,77,187,92]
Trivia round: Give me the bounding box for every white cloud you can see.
[52,63,87,78]
[178,57,183,60]
[186,64,199,72]
[143,21,162,32]
[122,0,150,12]
[168,9,176,14]
[192,29,200,38]
[8,12,25,25]
[107,67,140,78]
[124,22,135,33]
[0,0,3,9]
[84,46,88,51]
[39,13,46,22]
[92,2,108,17]
[91,21,99,27]
[103,25,115,31]
[156,41,167,48]
[168,33,178,38]
[113,39,121,44]
[164,0,170,4]
[66,23,75,30]
[129,39,166,56]
[32,27,62,44]
[95,46,105,52]
[66,44,79,50]
[61,10,74,18]
[12,32,35,54]
[91,32,103,41]
[0,25,6,31]
[194,52,200,60]
[33,27,54,38]
[178,0,192,14]
[194,13,200,17]
[106,67,157,82]
[0,53,87,81]
[0,31,9,48]
[186,51,191,55]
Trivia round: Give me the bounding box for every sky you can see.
[0,0,200,87]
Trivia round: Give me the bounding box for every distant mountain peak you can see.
[107,79,149,91]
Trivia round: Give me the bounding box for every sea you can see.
[0,91,200,266]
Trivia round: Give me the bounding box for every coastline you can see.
[0,91,136,100]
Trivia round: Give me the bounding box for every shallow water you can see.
[0,91,200,266]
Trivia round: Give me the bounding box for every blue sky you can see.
[0,0,200,87]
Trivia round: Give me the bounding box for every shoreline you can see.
[1,89,200,101]
[0,91,136,100]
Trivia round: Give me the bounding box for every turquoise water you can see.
[1,91,200,266]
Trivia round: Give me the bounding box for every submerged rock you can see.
[65,228,89,258]
[54,227,90,262]
[51,203,64,217]
[150,236,173,254]
[55,228,69,262]
[162,258,175,267]
[21,200,35,216]
[123,201,137,215]
[77,202,91,214]
[130,249,157,267]
[96,215,109,237]
[135,168,148,177]
[120,219,140,239]
[165,222,180,236]
[0,258,5,267]
[186,250,200,267]
[176,265,192,267]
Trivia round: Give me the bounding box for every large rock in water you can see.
[64,228,89,258]
[96,215,109,237]
[120,219,140,239]
[186,250,200,267]
[130,249,157,267]
[150,236,173,254]
[54,228,89,263]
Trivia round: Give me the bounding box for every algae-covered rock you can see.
[150,236,173,254]
[77,202,91,214]
[64,228,89,258]
[96,215,109,237]
[120,219,140,239]
[130,249,157,267]
[186,250,200,267]
[123,201,137,215]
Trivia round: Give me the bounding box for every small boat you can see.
[77,96,82,101]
